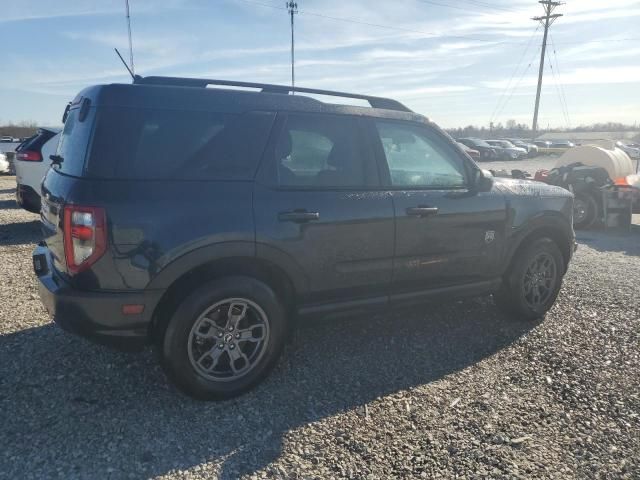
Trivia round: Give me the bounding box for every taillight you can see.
[16,150,42,162]
[63,205,107,274]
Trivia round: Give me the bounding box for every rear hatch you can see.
[41,96,96,275]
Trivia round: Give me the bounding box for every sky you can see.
[1,0,639,129]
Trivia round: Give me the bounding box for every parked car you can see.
[505,138,539,157]
[33,77,576,400]
[0,152,9,174]
[550,140,575,149]
[14,128,61,213]
[457,141,480,159]
[0,135,14,143]
[616,141,640,160]
[534,140,567,156]
[486,140,527,160]
[456,138,497,161]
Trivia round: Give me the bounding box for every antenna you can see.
[124,0,135,75]
[115,48,135,80]
[286,1,298,93]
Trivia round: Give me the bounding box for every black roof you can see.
[74,76,426,123]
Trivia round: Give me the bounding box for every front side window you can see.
[274,114,377,188]
[375,121,467,188]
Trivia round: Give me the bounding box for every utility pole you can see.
[124,0,135,75]
[286,1,298,92]
[531,1,563,139]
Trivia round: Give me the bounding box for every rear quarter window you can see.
[87,107,275,180]
[53,107,95,177]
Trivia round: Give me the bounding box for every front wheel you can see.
[494,238,564,320]
[161,276,287,400]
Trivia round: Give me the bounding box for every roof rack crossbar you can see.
[134,76,412,112]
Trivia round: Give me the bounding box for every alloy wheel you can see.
[187,298,270,382]
[522,252,557,310]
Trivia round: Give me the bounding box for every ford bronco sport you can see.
[33,77,576,399]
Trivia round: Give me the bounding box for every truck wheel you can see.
[573,193,598,229]
[161,276,287,400]
[494,238,564,320]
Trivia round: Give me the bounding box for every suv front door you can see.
[368,119,507,298]
[254,113,395,311]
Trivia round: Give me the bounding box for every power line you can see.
[414,0,495,14]
[234,0,639,47]
[490,25,540,125]
[493,46,541,123]
[234,0,532,45]
[548,56,570,128]
[455,0,517,13]
[549,32,571,128]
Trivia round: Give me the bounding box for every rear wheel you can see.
[161,276,287,400]
[495,237,564,320]
[573,193,598,229]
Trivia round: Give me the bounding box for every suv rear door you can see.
[367,119,507,298]
[254,112,395,311]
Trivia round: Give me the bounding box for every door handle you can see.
[406,206,439,217]
[278,210,320,223]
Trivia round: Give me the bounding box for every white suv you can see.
[15,128,61,213]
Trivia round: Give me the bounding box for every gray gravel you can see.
[0,175,639,479]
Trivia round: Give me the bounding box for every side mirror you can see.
[474,169,494,192]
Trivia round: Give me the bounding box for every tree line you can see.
[446,121,639,140]
[0,122,39,139]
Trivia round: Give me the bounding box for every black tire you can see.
[573,193,598,229]
[494,237,564,321]
[161,276,287,400]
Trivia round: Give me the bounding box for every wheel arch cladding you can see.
[505,222,573,276]
[149,256,296,343]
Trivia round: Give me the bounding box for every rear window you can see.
[16,130,55,153]
[54,107,95,177]
[87,107,275,180]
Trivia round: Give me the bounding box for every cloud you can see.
[1,0,638,128]
[482,66,640,89]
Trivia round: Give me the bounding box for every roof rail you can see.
[134,76,412,112]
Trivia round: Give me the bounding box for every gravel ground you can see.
[0,175,638,479]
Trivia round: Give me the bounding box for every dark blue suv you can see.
[33,77,576,399]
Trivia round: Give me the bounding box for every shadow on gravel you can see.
[0,300,537,479]
[0,188,16,195]
[0,199,19,210]
[576,225,640,256]
[0,220,41,246]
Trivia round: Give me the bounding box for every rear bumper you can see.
[33,245,162,352]
[16,183,41,213]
